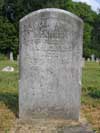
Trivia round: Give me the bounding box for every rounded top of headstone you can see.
[20,8,83,24]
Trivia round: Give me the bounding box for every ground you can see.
[0,60,100,132]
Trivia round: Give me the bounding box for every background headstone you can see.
[19,9,83,120]
[87,58,90,62]
[10,51,14,61]
[91,54,95,62]
[82,58,85,67]
[17,55,19,62]
[96,58,99,63]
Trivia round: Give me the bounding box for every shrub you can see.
[88,88,100,98]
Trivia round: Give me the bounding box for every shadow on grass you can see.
[0,92,18,117]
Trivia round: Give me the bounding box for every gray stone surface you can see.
[19,8,83,120]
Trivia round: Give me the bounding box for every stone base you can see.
[10,114,93,133]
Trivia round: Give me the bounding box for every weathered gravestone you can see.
[19,8,83,120]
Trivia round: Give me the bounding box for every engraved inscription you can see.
[22,17,72,42]
[22,17,73,52]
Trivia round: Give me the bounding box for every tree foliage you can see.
[0,17,18,57]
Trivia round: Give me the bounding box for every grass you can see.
[0,60,100,132]
[82,62,100,89]
[0,60,18,131]
[82,62,100,132]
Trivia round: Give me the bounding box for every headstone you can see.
[10,51,14,61]
[17,55,19,62]
[96,58,99,63]
[82,58,85,67]
[91,54,95,62]
[2,66,14,72]
[87,58,90,62]
[19,9,83,120]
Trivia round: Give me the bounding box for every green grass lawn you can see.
[82,62,100,132]
[82,62,100,89]
[0,60,18,131]
[0,60,100,132]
